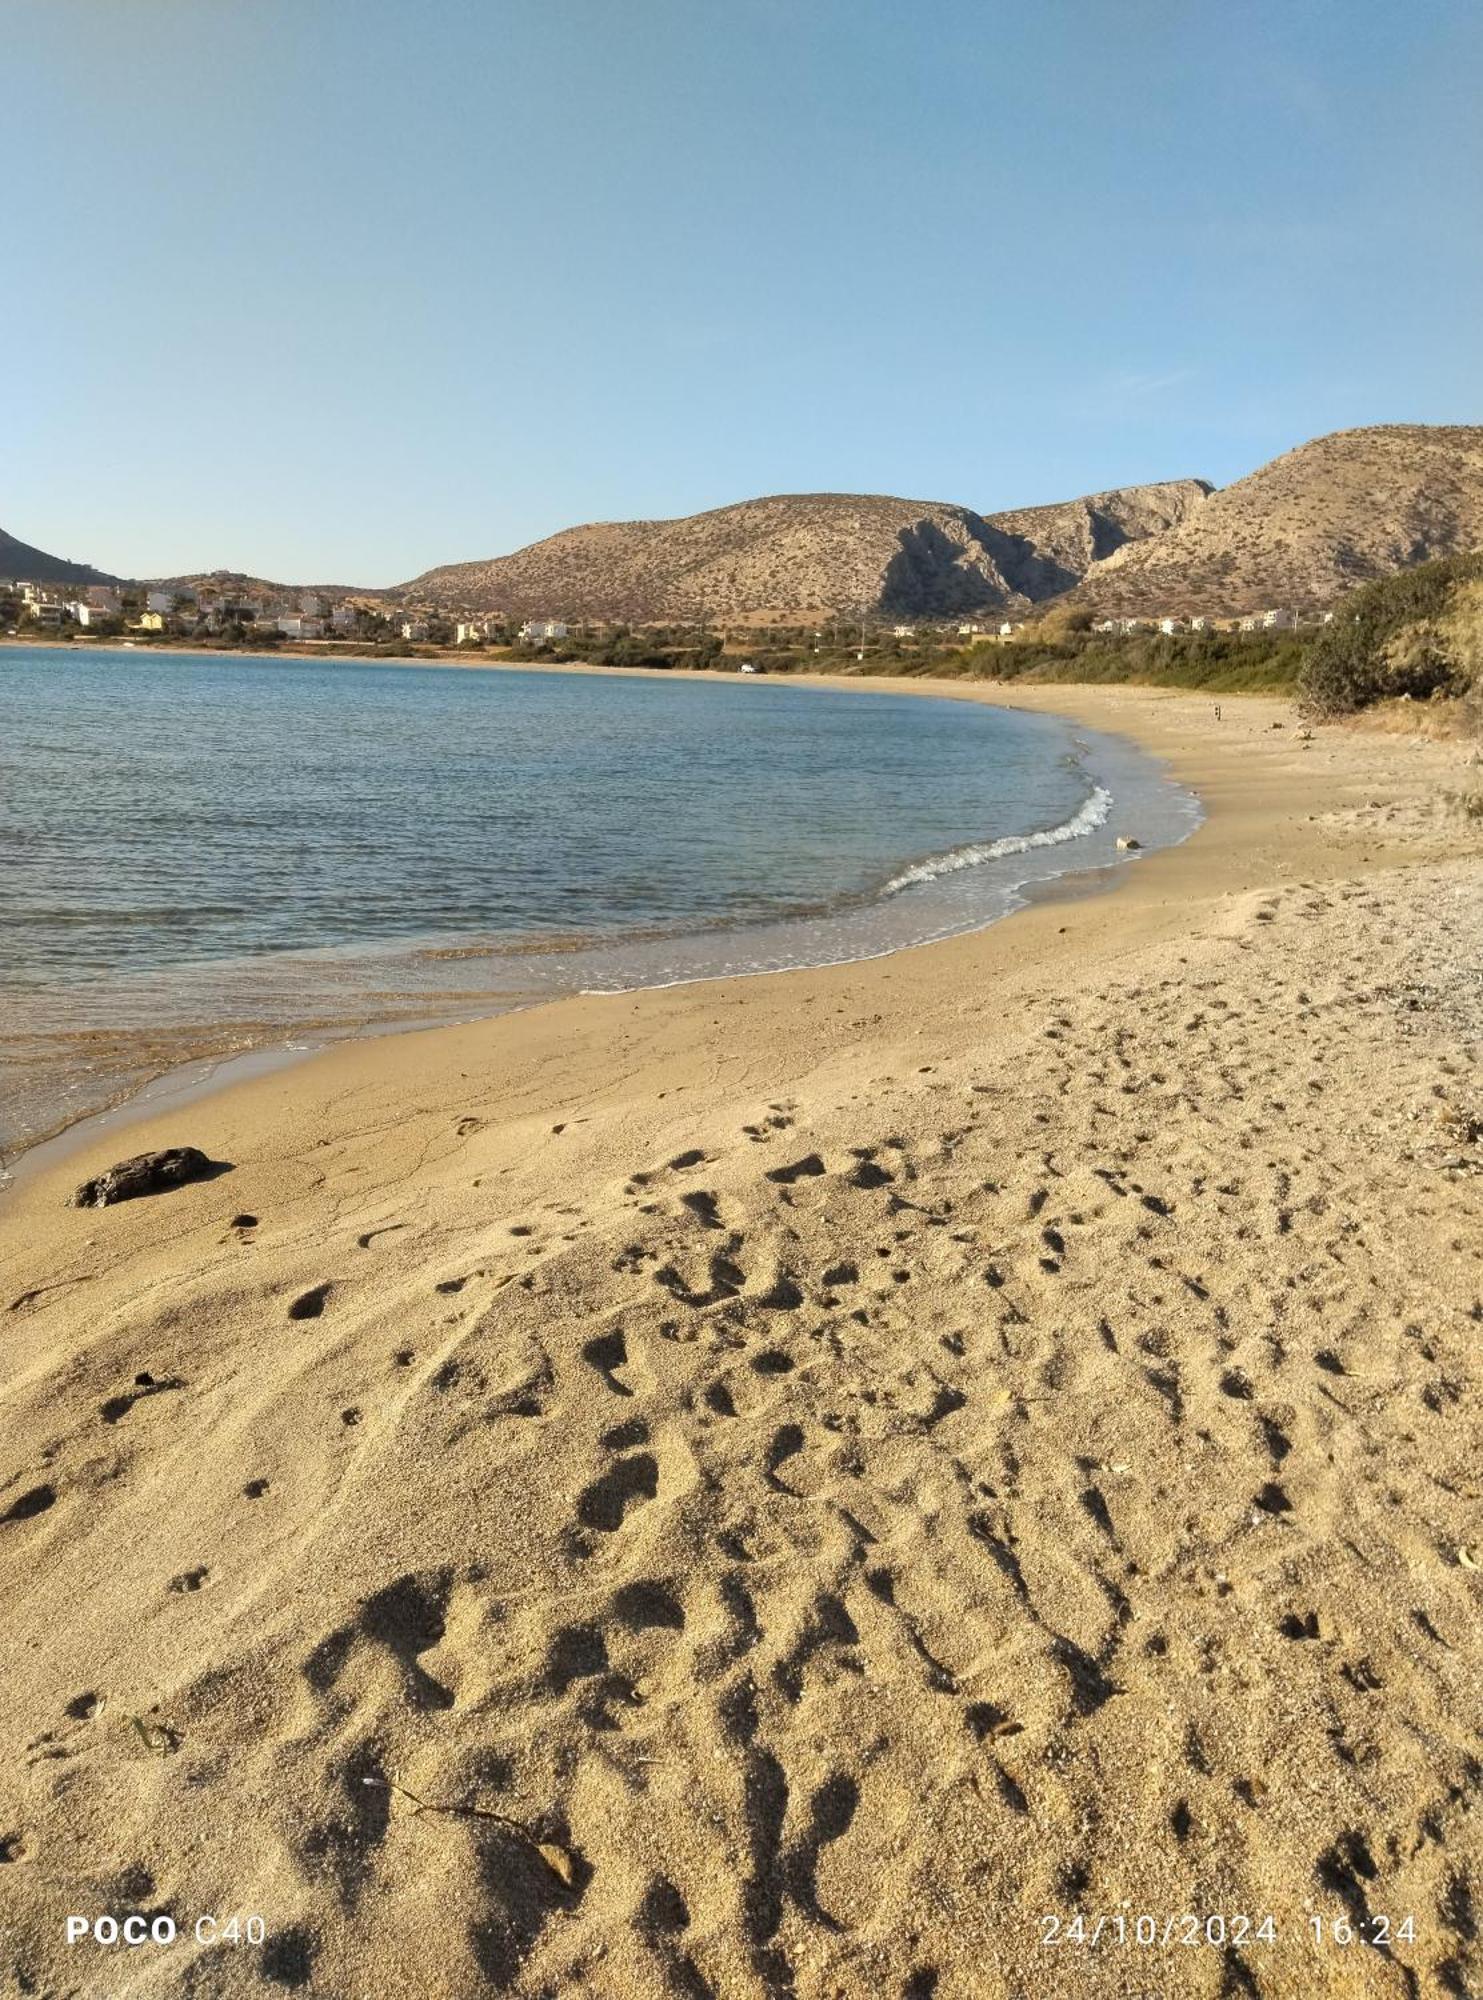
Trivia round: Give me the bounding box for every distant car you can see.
[739,661,758,674]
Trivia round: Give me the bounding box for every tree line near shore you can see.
[14,555,1479,724]
[581,554,1481,720]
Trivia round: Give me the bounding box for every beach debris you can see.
[1457,1546,1480,1571]
[287,1282,332,1320]
[129,1712,180,1755]
[362,1773,581,1888]
[70,1146,222,1208]
[537,1842,580,1889]
[1116,835,1142,851]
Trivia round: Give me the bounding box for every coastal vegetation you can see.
[1296,552,1483,716]
[864,621,1307,695]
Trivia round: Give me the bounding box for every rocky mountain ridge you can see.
[7,425,1481,623]
[1067,425,1483,617]
[397,481,1215,622]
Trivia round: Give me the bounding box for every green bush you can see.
[1298,553,1483,715]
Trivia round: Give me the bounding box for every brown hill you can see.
[397,481,1212,622]
[0,527,120,589]
[145,569,382,599]
[1068,424,1483,618]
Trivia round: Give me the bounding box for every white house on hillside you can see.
[520,620,567,643]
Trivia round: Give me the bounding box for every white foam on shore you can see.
[883,785,1114,893]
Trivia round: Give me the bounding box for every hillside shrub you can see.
[1298,553,1483,715]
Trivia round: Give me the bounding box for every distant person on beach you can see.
[1214,702,1223,722]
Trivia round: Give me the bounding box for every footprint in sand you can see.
[3,1484,57,1523]
[583,1329,635,1397]
[288,1282,332,1321]
[612,1579,686,1631]
[600,1417,650,1451]
[101,1372,184,1424]
[765,1424,806,1493]
[576,1453,659,1532]
[655,1251,745,1309]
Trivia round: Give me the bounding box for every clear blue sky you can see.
[6,0,1480,583]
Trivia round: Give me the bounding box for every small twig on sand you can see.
[362,1774,578,1886]
[363,1772,531,1833]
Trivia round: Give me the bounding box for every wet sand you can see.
[1,681,1479,1999]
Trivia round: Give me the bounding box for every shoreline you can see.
[2,679,1479,1999]
[0,667,1449,1198]
[0,666,1190,1185]
[0,809,1143,1203]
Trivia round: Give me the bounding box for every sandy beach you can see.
[1,679,1480,1999]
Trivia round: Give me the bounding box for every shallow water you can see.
[0,648,1199,1162]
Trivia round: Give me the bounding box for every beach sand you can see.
[1,681,1479,1999]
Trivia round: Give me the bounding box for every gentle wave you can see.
[883,784,1113,892]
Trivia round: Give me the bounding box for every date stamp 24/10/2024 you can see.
[1040,1911,1418,1952]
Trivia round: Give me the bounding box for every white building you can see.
[1261,608,1296,631]
[956,622,983,637]
[894,624,917,638]
[277,614,325,639]
[1158,617,1186,636]
[401,619,429,642]
[520,620,568,643]
[1190,615,1214,632]
[70,602,116,627]
[330,604,358,634]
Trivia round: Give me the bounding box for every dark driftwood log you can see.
[70,1147,223,1208]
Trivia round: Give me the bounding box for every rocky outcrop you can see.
[1067,426,1483,617]
[987,480,1213,598]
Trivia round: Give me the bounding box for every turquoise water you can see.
[0,647,1198,1160]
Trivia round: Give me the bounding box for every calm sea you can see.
[0,648,1199,1164]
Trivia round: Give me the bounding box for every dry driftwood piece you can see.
[70,1147,222,1208]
